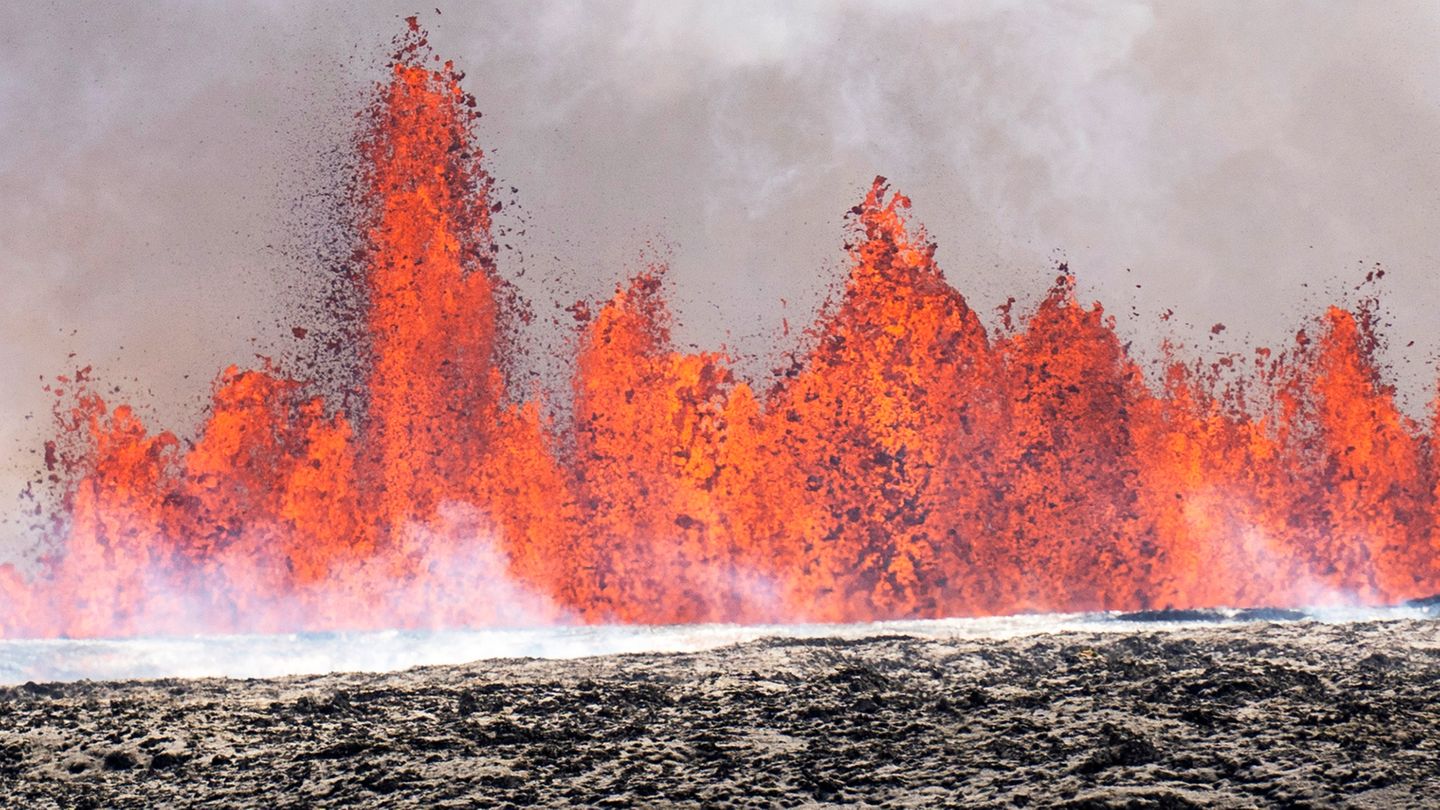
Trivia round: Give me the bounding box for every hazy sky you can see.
[4,1,1440,558]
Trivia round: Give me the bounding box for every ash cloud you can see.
[4,1,1440,563]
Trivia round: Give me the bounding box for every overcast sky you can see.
[4,1,1440,559]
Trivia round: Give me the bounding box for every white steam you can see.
[3,607,1433,685]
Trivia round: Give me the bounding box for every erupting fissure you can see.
[4,27,1438,638]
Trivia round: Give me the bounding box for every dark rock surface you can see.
[1,620,1437,808]
[1113,607,1309,623]
[1404,594,1440,613]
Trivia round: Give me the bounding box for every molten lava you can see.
[4,26,1437,638]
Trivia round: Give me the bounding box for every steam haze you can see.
[4,1,1440,560]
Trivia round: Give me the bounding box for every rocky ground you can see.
[1,619,1438,808]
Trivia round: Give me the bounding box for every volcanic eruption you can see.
[3,21,1438,640]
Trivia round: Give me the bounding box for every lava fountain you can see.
[3,23,1438,640]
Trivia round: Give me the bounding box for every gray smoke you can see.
[4,1,1439,562]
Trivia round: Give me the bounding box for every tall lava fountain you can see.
[3,24,1437,639]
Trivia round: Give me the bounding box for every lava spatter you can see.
[2,25,1437,639]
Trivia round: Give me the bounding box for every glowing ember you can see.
[3,26,1437,639]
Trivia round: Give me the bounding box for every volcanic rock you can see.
[1404,593,1440,613]
[1115,608,1229,623]
[1,620,1438,806]
[1232,607,1307,622]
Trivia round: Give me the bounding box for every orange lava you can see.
[3,28,1437,638]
